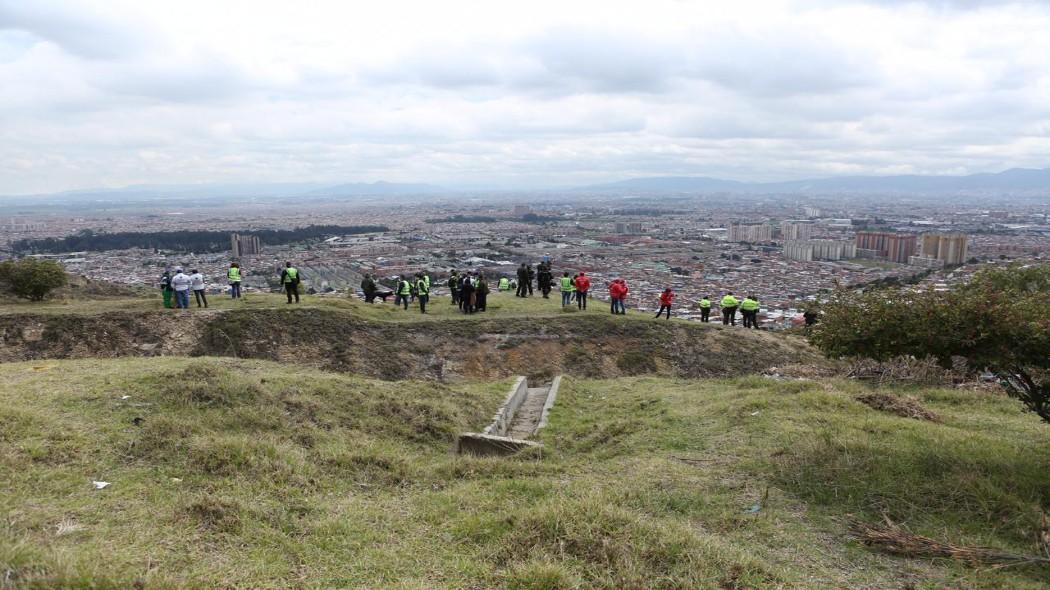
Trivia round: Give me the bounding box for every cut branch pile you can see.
[856,392,939,422]
[849,517,1050,569]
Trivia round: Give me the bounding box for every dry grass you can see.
[856,392,939,421]
[850,516,1050,569]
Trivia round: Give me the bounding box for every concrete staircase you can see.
[456,376,561,456]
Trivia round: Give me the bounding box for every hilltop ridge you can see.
[0,294,824,381]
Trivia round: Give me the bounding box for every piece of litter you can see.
[120,395,131,400]
[170,478,182,483]
[92,481,110,490]
[744,504,761,514]
[749,411,760,416]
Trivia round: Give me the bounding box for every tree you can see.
[0,258,69,301]
[810,263,1050,422]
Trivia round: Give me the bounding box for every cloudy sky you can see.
[1,0,1049,194]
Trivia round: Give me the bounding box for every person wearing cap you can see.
[170,267,192,309]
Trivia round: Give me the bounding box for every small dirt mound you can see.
[856,393,938,421]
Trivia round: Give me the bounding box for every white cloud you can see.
[1,0,1049,193]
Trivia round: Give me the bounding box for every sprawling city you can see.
[3,186,1047,327]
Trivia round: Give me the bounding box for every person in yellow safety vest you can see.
[422,272,431,292]
[280,262,300,304]
[698,296,711,323]
[416,273,430,314]
[227,262,242,299]
[394,276,412,310]
[720,292,739,326]
[498,276,510,291]
[559,272,573,307]
[740,295,759,329]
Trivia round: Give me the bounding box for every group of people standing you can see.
[159,261,290,309]
[689,292,761,328]
[392,272,434,313]
[160,267,213,309]
[448,269,490,314]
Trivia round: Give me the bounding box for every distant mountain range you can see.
[304,181,443,197]
[578,168,1050,194]
[4,168,1050,204]
[0,181,445,206]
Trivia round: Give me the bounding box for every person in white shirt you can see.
[190,269,208,308]
[170,267,192,309]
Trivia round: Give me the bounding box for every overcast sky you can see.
[1,0,1048,194]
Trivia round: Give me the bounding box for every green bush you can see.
[0,258,68,301]
[811,263,1050,422]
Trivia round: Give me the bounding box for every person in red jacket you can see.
[618,279,629,314]
[574,272,591,310]
[608,279,624,314]
[655,288,674,319]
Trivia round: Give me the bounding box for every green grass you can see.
[0,290,675,325]
[2,358,1049,588]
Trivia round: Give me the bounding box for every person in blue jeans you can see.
[560,272,573,306]
[170,267,192,309]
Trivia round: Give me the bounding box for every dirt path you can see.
[506,385,551,439]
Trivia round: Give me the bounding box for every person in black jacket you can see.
[460,272,475,314]
[475,273,489,311]
[361,274,377,303]
[515,264,529,297]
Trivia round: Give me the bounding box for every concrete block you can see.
[456,432,541,457]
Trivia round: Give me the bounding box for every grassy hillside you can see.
[2,357,1048,588]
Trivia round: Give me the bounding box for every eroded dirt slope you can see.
[0,308,825,381]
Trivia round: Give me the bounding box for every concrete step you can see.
[505,386,551,439]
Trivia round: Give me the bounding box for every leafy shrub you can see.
[0,258,68,301]
[811,263,1050,422]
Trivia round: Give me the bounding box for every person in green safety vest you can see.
[740,295,760,329]
[416,273,430,314]
[448,269,461,307]
[498,276,510,291]
[280,262,300,304]
[227,262,242,299]
[559,272,573,307]
[698,296,711,323]
[160,270,174,309]
[720,292,739,326]
[395,275,412,310]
